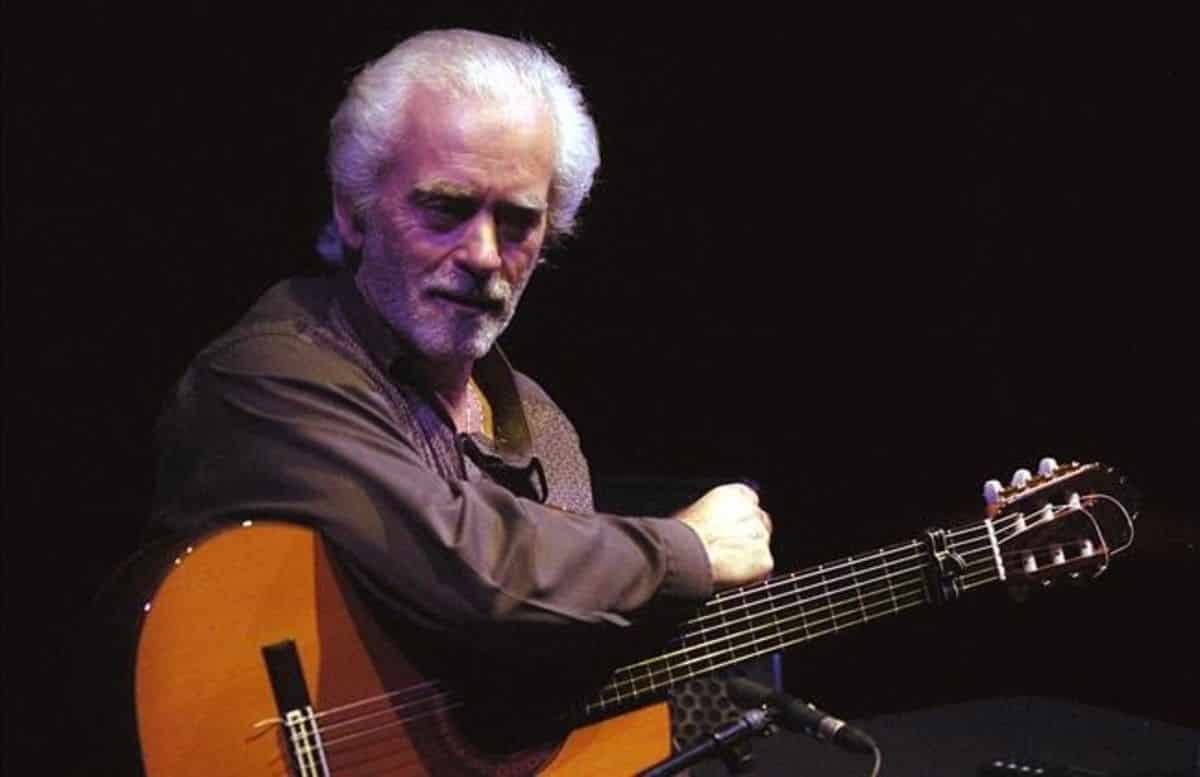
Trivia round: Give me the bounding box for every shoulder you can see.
[509,366,556,409]
[509,366,584,444]
[193,276,373,387]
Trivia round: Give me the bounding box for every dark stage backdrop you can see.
[7,5,1196,773]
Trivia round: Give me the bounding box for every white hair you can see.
[318,29,601,266]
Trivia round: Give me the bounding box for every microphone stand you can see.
[641,679,882,777]
[640,707,775,777]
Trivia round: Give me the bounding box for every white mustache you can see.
[434,275,512,308]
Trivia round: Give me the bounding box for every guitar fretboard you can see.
[580,516,1014,720]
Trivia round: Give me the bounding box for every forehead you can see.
[386,86,556,201]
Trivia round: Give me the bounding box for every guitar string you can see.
[585,535,1097,712]
[589,581,937,707]
[300,579,950,759]
[958,499,1131,598]
[299,579,938,757]
[302,520,1065,741]
[305,565,939,736]
[301,530,1112,760]
[296,555,944,737]
[290,500,1121,752]
[589,540,1090,702]
[274,543,959,731]
[252,678,452,729]
[294,485,1126,756]
[283,512,1030,729]
[303,573,940,751]
[300,546,945,728]
[638,510,1028,653]
[307,518,1030,733]
[313,532,1080,732]
[679,512,1018,634]
[301,586,931,767]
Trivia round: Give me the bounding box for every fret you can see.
[661,638,676,688]
[768,577,785,652]
[736,586,753,661]
[791,571,812,642]
[878,547,900,614]
[630,664,646,699]
[719,601,736,665]
[868,552,895,622]
[618,668,635,701]
[819,563,840,633]
[740,579,779,656]
[847,555,869,625]
[686,615,714,681]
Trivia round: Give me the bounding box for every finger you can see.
[732,482,760,504]
[758,509,773,535]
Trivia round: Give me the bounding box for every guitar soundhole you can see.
[458,702,566,752]
[413,701,564,776]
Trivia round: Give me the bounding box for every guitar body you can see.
[116,522,669,776]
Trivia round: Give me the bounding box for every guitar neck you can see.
[580,516,1010,721]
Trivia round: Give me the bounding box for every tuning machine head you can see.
[982,456,1082,510]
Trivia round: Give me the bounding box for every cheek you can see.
[509,253,541,294]
[507,230,546,281]
[368,219,443,271]
[503,252,536,289]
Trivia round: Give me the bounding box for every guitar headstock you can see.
[980,459,1138,592]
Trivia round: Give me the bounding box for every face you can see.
[340,87,556,371]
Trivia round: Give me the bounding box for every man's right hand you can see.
[676,483,774,590]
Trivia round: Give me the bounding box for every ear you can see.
[332,186,365,251]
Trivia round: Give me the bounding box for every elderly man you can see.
[148,27,773,773]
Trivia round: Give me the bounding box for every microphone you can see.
[640,706,772,777]
[727,677,876,755]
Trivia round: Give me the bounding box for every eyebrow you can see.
[412,180,547,214]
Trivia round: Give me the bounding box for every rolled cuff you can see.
[650,518,713,602]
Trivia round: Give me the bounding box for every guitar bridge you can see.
[263,640,330,776]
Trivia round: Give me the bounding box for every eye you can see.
[417,194,478,232]
[495,203,542,243]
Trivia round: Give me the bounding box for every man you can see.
[152,26,771,697]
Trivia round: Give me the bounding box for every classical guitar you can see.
[85,459,1136,776]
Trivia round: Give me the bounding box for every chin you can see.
[416,327,500,363]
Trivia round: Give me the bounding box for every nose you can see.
[458,212,503,276]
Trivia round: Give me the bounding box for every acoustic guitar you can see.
[83,459,1136,776]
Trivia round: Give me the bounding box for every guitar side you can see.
[105,522,669,776]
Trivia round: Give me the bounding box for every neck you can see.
[351,270,476,423]
[424,363,474,432]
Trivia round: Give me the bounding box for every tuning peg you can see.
[983,479,1004,506]
[1010,469,1033,489]
[1037,457,1058,477]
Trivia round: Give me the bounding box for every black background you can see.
[7,4,1196,772]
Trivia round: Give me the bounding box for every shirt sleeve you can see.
[150,330,713,652]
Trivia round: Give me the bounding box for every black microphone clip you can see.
[640,706,772,777]
[727,677,877,756]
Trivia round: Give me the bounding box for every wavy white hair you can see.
[317,29,601,266]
